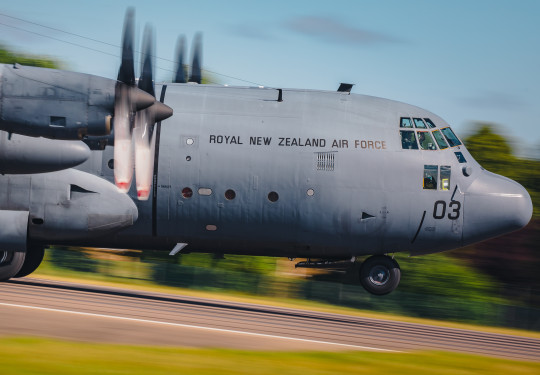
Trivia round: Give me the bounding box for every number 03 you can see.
[433,200,461,220]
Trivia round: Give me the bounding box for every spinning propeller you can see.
[174,33,203,84]
[113,8,173,199]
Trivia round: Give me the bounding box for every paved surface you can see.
[0,278,539,360]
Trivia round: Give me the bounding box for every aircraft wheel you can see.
[0,251,26,281]
[13,246,45,278]
[360,255,401,295]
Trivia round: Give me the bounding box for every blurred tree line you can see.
[464,124,540,217]
[0,44,61,68]
[453,124,540,309]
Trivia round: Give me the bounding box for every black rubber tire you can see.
[0,251,26,281]
[14,247,45,278]
[359,255,401,295]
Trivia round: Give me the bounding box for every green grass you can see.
[0,337,538,375]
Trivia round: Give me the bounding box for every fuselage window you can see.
[454,152,467,163]
[423,165,438,190]
[441,127,462,147]
[440,166,451,190]
[182,187,193,198]
[417,131,437,150]
[400,117,413,128]
[268,191,279,202]
[424,118,436,128]
[413,118,427,129]
[432,130,448,149]
[225,189,236,200]
[400,130,419,149]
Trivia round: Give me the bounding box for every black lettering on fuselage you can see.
[279,138,326,147]
[209,135,243,144]
[332,139,349,148]
[250,136,272,145]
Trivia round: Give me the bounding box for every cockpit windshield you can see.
[440,127,462,147]
[400,130,419,149]
[417,131,437,150]
[399,117,463,150]
[424,118,436,128]
[413,118,427,129]
[431,130,448,149]
[400,117,413,128]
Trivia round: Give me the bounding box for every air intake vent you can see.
[315,152,336,171]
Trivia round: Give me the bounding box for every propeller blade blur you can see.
[114,8,137,192]
[189,33,202,84]
[174,35,187,83]
[134,110,155,200]
[113,88,133,193]
[138,24,155,96]
[134,24,156,200]
[117,7,136,86]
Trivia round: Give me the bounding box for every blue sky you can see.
[1,0,539,157]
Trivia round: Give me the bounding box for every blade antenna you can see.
[173,35,187,83]
[189,32,202,84]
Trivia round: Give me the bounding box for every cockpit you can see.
[399,117,462,151]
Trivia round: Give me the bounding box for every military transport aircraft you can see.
[0,9,532,295]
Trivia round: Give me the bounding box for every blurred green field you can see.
[33,245,540,333]
[0,337,538,375]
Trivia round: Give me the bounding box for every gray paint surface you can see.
[76,83,531,258]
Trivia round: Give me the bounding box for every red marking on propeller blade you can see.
[116,182,130,191]
[137,189,149,198]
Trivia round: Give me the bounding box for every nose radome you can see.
[463,171,532,246]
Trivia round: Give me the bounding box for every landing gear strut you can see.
[359,255,401,295]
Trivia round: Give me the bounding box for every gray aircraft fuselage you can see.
[67,83,532,258]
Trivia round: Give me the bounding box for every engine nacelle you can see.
[0,170,138,242]
[0,131,91,174]
[0,64,154,140]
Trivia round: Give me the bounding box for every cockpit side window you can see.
[441,127,462,147]
[400,130,419,149]
[432,130,448,149]
[440,166,451,190]
[413,118,427,129]
[424,118,436,128]
[417,131,437,150]
[400,117,413,128]
[423,165,438,190]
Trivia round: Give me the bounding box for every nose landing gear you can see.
[360,255,401,295]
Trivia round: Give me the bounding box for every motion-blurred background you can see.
[0,0,538,332]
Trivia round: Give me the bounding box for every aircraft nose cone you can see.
[463,171,532,246]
